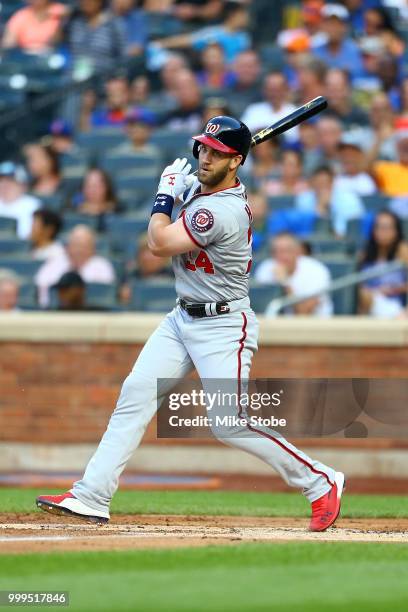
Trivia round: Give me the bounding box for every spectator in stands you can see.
[343,0,381,37]
[47,119,89,166]
[119,231,172,304]
[294,56,327,105]
[314,3,364,80]
[112,108,160,159]
[111,0,147,56]
[71,168,119,219]
[228,49,262,115]
[24,143,63,198]
[51,271,88,310]
[90,76,131,128]
[78,89,98,133]
[201,97,231,124]
[324,68,370,128]
[0,162,40,239]
[397,77,408,119]
[35,224,115,307]
[364,92,397,161]
[163,69,203,132]
[64,0,126,78]
[255,232,333,316]
[334,133,377,197]
[248,139,281,187]
[0,269,21,312]
[129,75,152,106]
[2,0,67,53]
[372,131,408,197]
[261,150,308,198]
[314,116,343,171]
[154,1,251,63]
[30,209,64,260]
[358,210,408,317]
[298,121,321,176]
[362,5,405,58]
[196,42,235,88]
[295,165,364,237]
[241,72,298,143]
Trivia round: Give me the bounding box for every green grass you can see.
[1,487,408,518]
[1,543,408,611]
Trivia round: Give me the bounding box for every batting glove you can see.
[157,157,193,199]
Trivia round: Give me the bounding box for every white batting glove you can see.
[157,157,193,199]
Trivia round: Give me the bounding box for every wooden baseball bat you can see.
[250,96,328,147]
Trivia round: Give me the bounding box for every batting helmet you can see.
[192,116,252,165]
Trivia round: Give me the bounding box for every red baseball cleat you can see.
[36,492,109,524]
[309,472,345,532]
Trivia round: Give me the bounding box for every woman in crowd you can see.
[72,168,119,220]
[358,210,408,317]
[24,143,63,198]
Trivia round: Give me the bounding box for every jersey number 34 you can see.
[184,250,214,274]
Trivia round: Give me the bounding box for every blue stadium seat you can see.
[0,238,30,256]
[18,282,38,309]
[105,216,148,258]
[361,194,390,212]
[267,195,295,211]
[249,283,283,314]
[130,280,177,312]
[0,258,42,279]
[85,283,117,309]
[100,155,160,176]
[318,257,357,315]
[0,218,17,234]
[62,214,100,232]
[309,237,349,256]
[77,130,125,153]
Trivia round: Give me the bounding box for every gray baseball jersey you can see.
[173,177,253,302]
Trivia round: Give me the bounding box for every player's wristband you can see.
[151,193,174,218]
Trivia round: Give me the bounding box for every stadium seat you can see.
[0,238,30,256]
[76,130,125,153]
[18,282,38,309]
[0,258,42,279]
[106,216,149,258]
[318,256,357,315]
[85,283,118,309]
[249,283,283,314]
[100,155,160,176]
[62,214,100,232]
[361,194,390,212]
[130,279,177,312]
[114,175,157,206]
[309,236,349,256]
[150,130,194,163]
[0,217,17,234]
[267,195,295,211]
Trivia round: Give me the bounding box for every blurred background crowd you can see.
[0,0,408,316]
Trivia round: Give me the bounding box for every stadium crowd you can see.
[0,0,408,316]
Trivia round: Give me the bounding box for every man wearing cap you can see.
[0,162,40,239]
[111,108,160,160]
[51,271,108,311]
[314,3,364,80]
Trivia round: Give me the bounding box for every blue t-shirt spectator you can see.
[314,38,364,81]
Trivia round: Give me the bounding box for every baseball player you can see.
[36,116,345,531]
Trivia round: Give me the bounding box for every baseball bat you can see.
[250,96,328,147]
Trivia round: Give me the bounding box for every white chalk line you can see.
[0,524,407,544]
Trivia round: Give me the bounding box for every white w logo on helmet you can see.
[205,122,220,135]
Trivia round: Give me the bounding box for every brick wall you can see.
[1,342,407,444]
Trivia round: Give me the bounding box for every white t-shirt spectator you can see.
[333,174,377,198]
[32,241,65,261]
[35,251,116,307]
[241,102,298,142]
[254,255,333,316]
[0,194,40,238]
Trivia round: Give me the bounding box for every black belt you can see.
[179,298,230,318]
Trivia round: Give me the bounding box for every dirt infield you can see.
[1,514,407,553]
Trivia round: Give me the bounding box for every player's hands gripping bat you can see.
[157,157,194,199]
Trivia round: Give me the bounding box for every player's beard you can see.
[197,161,231,187]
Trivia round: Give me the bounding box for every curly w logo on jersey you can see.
[205,122,220,135]
[191,208,214,233]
